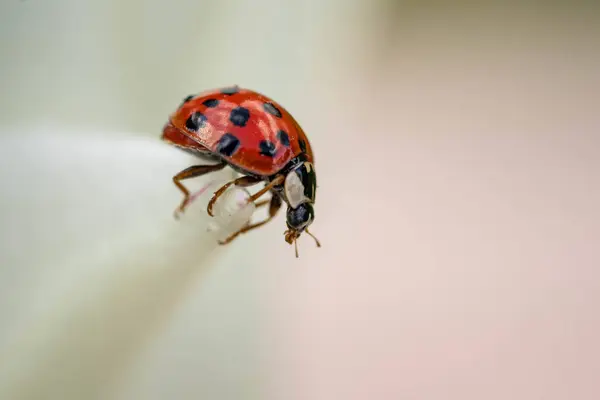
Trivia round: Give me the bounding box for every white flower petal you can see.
[0,130,263,399]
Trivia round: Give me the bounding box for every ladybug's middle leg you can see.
[218,195,282,245]
[172,162,226,218]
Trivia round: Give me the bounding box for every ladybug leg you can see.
[172,162,226,218]
[207,175,262,217]
[252,199,271,208]
[218,195,282,245]
[246,175,285,204]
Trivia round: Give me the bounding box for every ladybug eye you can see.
[286,203,314,231]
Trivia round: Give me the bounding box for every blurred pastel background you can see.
[1,1,599,399]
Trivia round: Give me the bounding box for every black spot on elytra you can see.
[259,140,277,157]
[185,112,207,131]
[229,107,250,127]
[216,133,240,157]
[202,98,219,108]
[263,102,282,118]
[299,139,307,153]
[277,130,290,147]
[221,86,239,95]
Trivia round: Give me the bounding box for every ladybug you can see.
[162,85,320,257]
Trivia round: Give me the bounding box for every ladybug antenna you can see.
[295,239,299,258]
[305,228,321,248]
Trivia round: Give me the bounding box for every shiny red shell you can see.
[162,86,314,176]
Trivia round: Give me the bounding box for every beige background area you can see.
[1,1,599,399]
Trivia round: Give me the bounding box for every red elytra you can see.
[162,85,320,257]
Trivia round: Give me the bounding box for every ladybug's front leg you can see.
[218,195,282,245]
[172,162,226,218]
[207,175,263,217]
[246,175,284,204]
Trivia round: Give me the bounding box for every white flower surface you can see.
[2,1,600,400]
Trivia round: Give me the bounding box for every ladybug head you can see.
[286,203,314,233]
[284,203,320,258]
